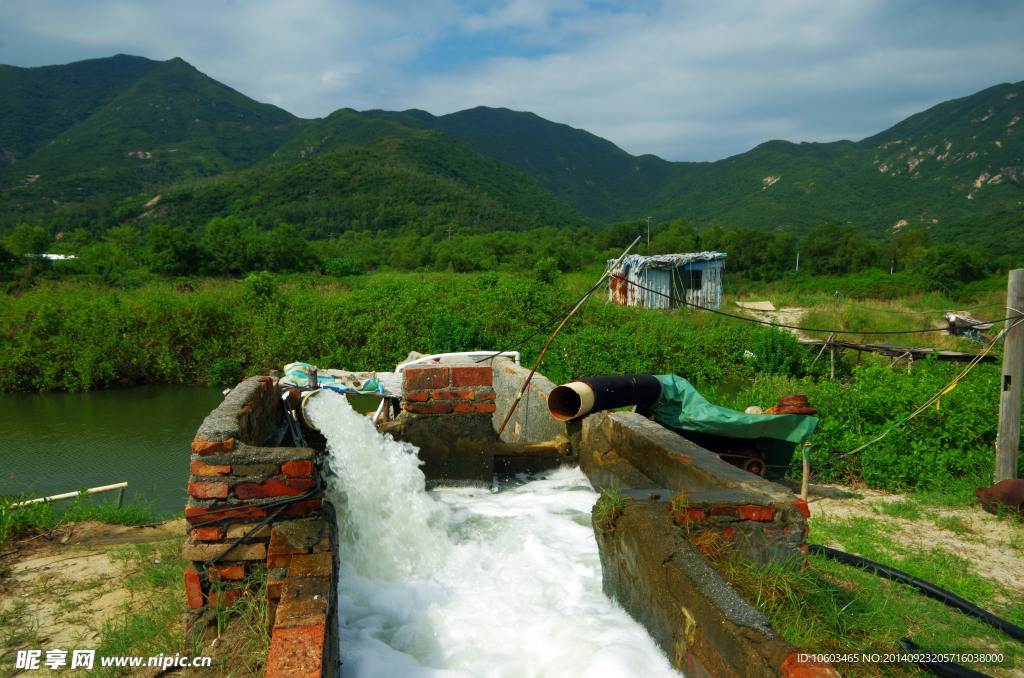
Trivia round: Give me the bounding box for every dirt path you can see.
[0,520,185,667]
[735,302,807,338]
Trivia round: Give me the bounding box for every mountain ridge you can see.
[1,54,1021,247]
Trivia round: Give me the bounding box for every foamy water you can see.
[306,390,679,678]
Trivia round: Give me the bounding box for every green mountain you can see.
[374,106,695,222]
[1,54,1022,249]
[1,57,303,205]
[395,88,1024,238]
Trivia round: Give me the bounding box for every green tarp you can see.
[650,375,818,469]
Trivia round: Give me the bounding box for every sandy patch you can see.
[0,520,186,662]
[736,304,807,338]
[808,487,1024,598]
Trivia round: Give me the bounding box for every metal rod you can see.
[8,482,129,510]
[494,236,642,441]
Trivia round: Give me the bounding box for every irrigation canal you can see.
[1,385,224,515]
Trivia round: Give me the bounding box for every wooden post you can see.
[829,335,836,380]
[800,442,811,501]
[995,269,1024,482]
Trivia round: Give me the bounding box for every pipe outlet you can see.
[548,381,596,421]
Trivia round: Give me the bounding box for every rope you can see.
[815,316,1022,479]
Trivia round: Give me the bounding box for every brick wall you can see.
[183,375,336,676]
[402,364,496,415]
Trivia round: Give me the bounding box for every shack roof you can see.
[608,252,727,271]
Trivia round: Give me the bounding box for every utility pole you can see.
[796,251,800,272]
[446,225,453,241]
[646,216,651,250]
[996,269,1024,482]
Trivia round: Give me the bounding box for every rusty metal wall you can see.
[609,255,724,310]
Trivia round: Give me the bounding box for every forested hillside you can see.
[1,54,1022,275]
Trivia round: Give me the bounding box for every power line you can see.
[608,274,1022,336]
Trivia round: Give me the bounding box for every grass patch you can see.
[674,509,1023,676]
[0,492,167,554]
[593,487,630,531]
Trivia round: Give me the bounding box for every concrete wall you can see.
[491,356,581,447]
[183,376,337,678]
[582,410,837,677]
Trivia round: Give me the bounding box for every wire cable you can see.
[814,316,1022,476]
[607,274,1022,336]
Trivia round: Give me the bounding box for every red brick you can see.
[265,625,325,678]
[453,402,496,413]
[190,460,231,476]
[269,530,311,556]
[188,481,229,499]
[288,552,332,580]
[184,566,204,609]
[191,437,234,455]
[403,402,453,415]
[268,553,294,570]
[275,579,330,628]
[781,652,841,677]
[208,589,242,608]
[790,498,811,518]
[404,391,431,402]
[282,499,322,517]
[722,526,736,540]
[431,390,476,401]
[475,391,497,401]
[181,541,267,562]
[404,365,449,390]
[280,460,314,478]
[190,526,224,541]
[235,478,314,500]
[451,365,492,387]
[185,505,267,524]
[211,564,246,581]
[681,508,705,523]
[735,505,776,521]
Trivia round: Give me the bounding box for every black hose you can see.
[899,638,993,678]
[809,544,1024,644]
[579,374,662,413]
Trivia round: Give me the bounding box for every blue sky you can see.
[1,0,1022,161]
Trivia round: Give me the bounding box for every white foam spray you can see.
[305,390,680,678]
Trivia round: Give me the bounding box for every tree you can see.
[147,224,201,276]
[6,224,50,275]
[799,222,880,275]
[199,216,248,275]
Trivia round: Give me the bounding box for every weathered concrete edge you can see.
[596,502,839,678]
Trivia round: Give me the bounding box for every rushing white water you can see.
[306,390,680,678]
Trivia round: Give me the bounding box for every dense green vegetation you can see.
[1,266,1017,492]
[2,55,1022,258]
[2,54,1021,498]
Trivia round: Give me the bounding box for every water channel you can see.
[307,390,679,678]
[0,385,224,515]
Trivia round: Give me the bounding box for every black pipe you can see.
[899,638,993,678]
[809,544,1024,644]
[548,374,662,421]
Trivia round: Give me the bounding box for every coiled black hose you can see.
[808,544,1024,643]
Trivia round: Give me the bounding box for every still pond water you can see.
[0,385,225,516]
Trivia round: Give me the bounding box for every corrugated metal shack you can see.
[608,252,727,310]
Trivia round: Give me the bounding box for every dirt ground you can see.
[736,303,808,338]
[2,499,1020,674]
[0,520,185,670]
[808,486,1024,600]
